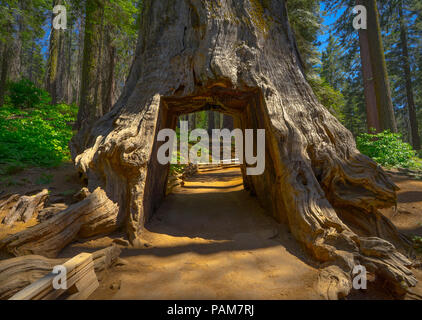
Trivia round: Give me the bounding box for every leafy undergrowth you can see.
[357,130,422,172]
[0,81,78,175]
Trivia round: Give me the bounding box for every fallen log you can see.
[37,203,68,223]
[9,252,97,300]
[0,188,120,258]
[1,189,49,225]
[0,245,121,300]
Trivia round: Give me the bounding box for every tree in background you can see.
[0,0,49,105]
[322,0,421,137]
[382,0,420,149]
[76,0,138,132]
[287,0,345,119]
[357,0,380,132]
[364,0,397,132]
[46,0,65,105]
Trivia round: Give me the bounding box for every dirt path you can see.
[3,164,422,299]
[381,170,422,239]
[91,167,321,300]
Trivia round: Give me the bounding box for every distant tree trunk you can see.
[357,0,380,132]
[9,13,23,82]
[100,27,116,114]
[76,0,104,133]
[399,1,420,150]
[0,37,10,106]
[215,112,222,129]
[28,42,35,83]
[222,114,234,130]
[207,111,214,135]
[46,0,64,104]
[188,113,195,130]
[65,19,73,104]
[364,0,397,132]
[74,14,85,104]
[359,30,380,132]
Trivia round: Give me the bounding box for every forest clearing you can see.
[1,0,422,308]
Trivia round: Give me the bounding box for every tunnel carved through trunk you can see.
[70,0,416,298]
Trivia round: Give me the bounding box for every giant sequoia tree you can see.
[41,0,417,298]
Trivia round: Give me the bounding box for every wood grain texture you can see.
[0,188,120,258]
[0,245,120,300]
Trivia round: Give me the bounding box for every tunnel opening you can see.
[141,87,290,236]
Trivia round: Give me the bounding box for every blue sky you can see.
[318,2,347,51]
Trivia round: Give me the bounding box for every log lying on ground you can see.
[37,203,68,223]
[0,245,121,300]
[1,190,49,225]
[0,188,120,258]
[9,252,98,300]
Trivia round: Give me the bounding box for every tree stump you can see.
[69,0,416,297]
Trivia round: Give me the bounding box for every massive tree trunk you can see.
[70,0,416,298]
[364,0,398,133]
[399,1,420,150]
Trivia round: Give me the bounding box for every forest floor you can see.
[1,164,422,299]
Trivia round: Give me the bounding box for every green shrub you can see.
[356,130,416,167]
[8,79,51,109]
[0,103,78,172]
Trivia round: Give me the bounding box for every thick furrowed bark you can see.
[69,0,416,297]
